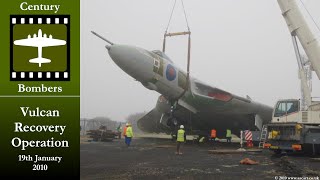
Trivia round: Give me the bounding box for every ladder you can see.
[258,125,268,148]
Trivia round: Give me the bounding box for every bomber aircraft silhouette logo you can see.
[14,29,66,67]
[10,15,70,81]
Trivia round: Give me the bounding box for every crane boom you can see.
[258,0,320,156]
[277,0,320,80]
[291,35,312,108]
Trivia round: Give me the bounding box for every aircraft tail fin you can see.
[29,57,51,67]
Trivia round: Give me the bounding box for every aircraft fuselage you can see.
[108,45,186,100]
[100,40,273,137]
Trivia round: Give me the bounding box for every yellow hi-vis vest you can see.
[126,127,133,138]
[177,129,185,142]
[226,129,232,138]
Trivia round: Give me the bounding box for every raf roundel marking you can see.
[166,64,176,81]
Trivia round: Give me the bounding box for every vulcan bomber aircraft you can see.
[92,31,273,138]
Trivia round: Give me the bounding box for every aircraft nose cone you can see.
[108,45,134,67]
[107,45,154,82]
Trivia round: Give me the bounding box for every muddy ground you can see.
[80,136,320,180]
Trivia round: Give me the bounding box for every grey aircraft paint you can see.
[93,32,273,137]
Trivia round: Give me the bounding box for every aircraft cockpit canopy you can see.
[152,50,172,62]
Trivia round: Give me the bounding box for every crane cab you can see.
[271,99,320,124]
[272,99,300,123]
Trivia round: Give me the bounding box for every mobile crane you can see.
[261,0,320,155]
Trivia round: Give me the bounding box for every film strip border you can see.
[10,15,70,81]
[12,72,69,79]
[11,16,69,25]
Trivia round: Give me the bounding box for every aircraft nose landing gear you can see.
[167,102,178,126]
[167,102,179,141]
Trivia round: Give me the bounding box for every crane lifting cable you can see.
[299,0,320,34]
[162,0,191,101]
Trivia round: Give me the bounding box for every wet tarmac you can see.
[80,136,320,180]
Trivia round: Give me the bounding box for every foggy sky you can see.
[81,0,320,121]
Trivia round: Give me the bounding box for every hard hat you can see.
[180,125,184,129]
[126,123,129,126]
